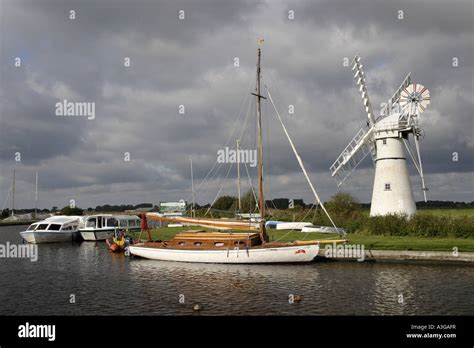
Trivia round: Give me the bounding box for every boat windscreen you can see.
[36,224,49,230]
[47,224,62,231]
[27,224,38,231]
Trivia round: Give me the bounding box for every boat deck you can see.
[137,230,345,251]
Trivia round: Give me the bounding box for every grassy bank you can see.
[264,207,474,238]
[132,226,474,252]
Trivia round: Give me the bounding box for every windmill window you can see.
[384,183,391,191]
[382,139,387,145]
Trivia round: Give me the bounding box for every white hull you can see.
[20,231,80,244]
[80,227,140,241]
[276,222,312,230]
[129,243,319,264]
[79,230,115,241]
[301,226,346,234]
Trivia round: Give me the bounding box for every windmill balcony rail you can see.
[375,119,413,132]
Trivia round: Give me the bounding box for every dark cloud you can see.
[0,0,472,209]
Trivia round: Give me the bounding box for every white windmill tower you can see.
[330,55,430,217]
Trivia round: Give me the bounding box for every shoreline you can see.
[1,224,473,262]
[0,221,39,226]
[318,249,474,263]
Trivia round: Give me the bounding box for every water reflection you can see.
[0,226,473,315]
[372,266,416,315]
[128,260,322,315]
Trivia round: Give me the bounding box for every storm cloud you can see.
[0,0,472,209]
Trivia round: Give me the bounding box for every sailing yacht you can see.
[129,41,345,263]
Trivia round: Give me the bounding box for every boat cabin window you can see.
[194,242,202,247]
[122,220,129,227]
[86,218,96,228]
[36,224,49,230]
[27,224,38,231]
[47,224,61,231]
[214,242,225,247]
[178,241,186,246]
[106,218,118,227]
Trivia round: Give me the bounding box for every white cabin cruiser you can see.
[79,214,141,241]
[20,216,81,244]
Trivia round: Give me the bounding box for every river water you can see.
[0,225,472,315]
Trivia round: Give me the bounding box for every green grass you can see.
[416,208,474,217]
[358,208,474,218]
[132,226,474,252]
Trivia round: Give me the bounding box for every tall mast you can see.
[190,157,195,218]
[236,139,242,213]
[11,169,15,217]
[35,171,38,219]
[251,39,267,243]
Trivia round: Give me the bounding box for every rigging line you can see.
[201,98,256,216]
[311,201,319,224]
[238,94,255,142]
[1,187,12,210]
[242,160,259,210]
[265,85,342,235]
[182,159,221,206]
[189,76,254,201]
[272,202,315,243]
[204,161,234,216]
[300,203,319,241]
[263,98,273,213]
[237,102,259,212]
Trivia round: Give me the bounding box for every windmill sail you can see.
[330,127,375,186]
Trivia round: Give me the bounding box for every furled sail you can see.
[146,213,259,230]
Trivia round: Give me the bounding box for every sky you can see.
[0,0,472,210]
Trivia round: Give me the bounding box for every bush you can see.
[60,206,84,216]
[203,192,474,238]
[365,215,408,236]
[213,195,237,211]
[361,214,474,238]
[325,192,362,220]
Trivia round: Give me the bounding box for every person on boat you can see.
[113,230,125,247]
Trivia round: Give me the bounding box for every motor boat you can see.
[20,216,81,243]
